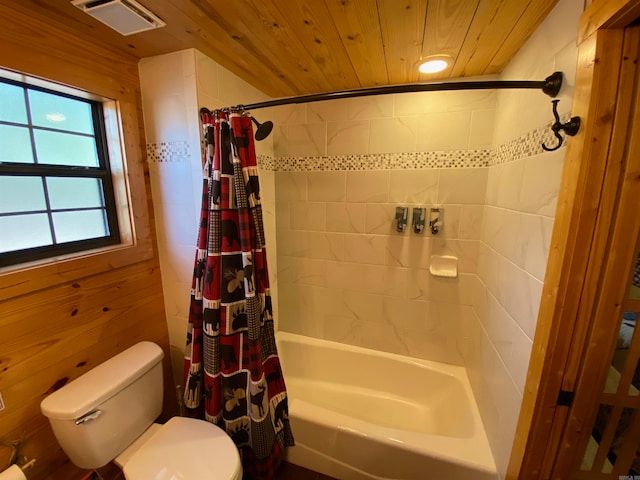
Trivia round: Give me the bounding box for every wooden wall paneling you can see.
[377,0,427,85]
[0,4,139,95]
[506,27,625,479]
[0,3,174,479]
[0,3,156,299]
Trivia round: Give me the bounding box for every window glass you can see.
[0,213,52,253]
[28,89,94,134]
[47,177,105,210]
[0,176,46,213]
[0,76,119,266]
[0,82,27,124]
[52,210,108,243]
[33,130,99,167]
[0,124,34,163]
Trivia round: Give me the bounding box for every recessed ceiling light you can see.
[418,56,452,74]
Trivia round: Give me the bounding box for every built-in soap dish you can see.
[429,255,458,278]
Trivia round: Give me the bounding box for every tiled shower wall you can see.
[272,86,496,366]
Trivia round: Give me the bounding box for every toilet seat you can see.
[121,417,242,480]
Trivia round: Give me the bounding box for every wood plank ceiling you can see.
[5,0,560,98]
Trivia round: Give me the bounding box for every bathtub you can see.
[276,332,498,480]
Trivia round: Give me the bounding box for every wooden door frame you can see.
[507,0,640,478]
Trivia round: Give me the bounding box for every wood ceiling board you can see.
[162,0,301,97]
[451,0,532,77]
[378,0,428,85]
[2,0,564,97]
[484,0,560,74]
[271,1,361,92]
[325,0,389,87]
[421,0,481,79]
[192,0,333,95]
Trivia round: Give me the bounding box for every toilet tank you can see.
[40,342,165,469]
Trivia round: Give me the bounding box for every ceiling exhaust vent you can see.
[71,0,166,36]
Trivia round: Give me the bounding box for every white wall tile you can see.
[348,95,394,120]
[459,205,484,240]
[389,169,439,204]
[308,171,347,202]
[326,203,366,233]
[344,234,388,266]
[307,99,349,123]
[287,123,327,157]
[393,91,448,116]
[346,171,389,203]
[415,111,472,151]
[326,261,387,294]
[383,296,428,331]
[438,168,488,205]
[290,202,326,231]
[275,172,307,202]
[369,117,418,153]
[469,109,496,150]
[327,120,370,155]
[519,150,564,216]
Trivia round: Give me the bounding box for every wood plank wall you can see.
[0,4,177,480]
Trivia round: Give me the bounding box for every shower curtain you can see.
[183,109,294,479]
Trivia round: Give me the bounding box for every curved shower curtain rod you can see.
[201,71,579,146]
[210,71,564,112]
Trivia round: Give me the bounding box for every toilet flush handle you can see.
[75,409,102,425]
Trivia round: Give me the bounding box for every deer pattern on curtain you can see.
[183,110,294,479]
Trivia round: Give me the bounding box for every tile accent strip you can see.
[270,149,492,171]
[147,116,568,169]
[146,141,191,163]
[491,113,571,166]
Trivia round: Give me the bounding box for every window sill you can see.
[0,238,154,300]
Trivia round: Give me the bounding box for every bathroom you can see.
[2,0,639,478]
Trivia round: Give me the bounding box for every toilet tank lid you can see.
[41,341,164,421]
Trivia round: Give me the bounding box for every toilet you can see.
[40,341,242,480]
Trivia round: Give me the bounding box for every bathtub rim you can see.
[275,331,497,474]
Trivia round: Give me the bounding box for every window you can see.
[0,77,120,267]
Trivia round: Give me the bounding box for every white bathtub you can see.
[276,332,498,480]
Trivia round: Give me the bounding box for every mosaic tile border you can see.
[146,141,191,163]
[147,117,565,169]
[270,149,492,172]
[491,113,570,166]
[258,116,567,171]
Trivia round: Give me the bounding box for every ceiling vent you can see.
[71,0,166,36]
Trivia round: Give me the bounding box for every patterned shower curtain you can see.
[183,109,294,479]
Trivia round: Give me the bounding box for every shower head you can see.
[251,116,273,141]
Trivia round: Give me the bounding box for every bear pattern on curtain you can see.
[183,110,294,479]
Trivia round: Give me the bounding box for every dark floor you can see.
[95,460,335,480]
[275,461,337,480]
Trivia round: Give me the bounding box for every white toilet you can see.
[40,341,242,480]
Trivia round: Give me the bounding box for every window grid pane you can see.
[0,77,119,266]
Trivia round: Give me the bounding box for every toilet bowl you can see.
[116,417,242,480]
[40,341,242,479]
